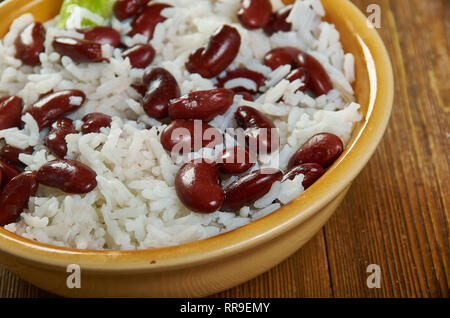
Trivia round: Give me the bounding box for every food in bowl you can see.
[0,0,361,250]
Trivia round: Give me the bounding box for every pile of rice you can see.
[0,0,361,250]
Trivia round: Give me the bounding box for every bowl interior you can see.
[0,0,393,270]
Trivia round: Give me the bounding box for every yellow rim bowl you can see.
[0,0,393,297]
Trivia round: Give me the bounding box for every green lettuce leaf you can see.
[57,0,114,29]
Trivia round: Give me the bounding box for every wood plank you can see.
[0,265,56,298]
[323,0,449,298]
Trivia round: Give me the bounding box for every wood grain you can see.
[1,0,449,298]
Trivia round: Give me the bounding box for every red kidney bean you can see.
[142,67,180,119]
[286,67,310,92]
[114,0,150,21]
[264,5,293,35]
[122,44,155,69]
[36,159,97,194]
[282,163,325,189]
[288,133,344,169]
[175,160,224,213]
[131,84,147,96]
[25,90,86,130]
[160,120,221,153]
[81,113,112,134]
[0,171,38,226]
[80,26,121,48]
[264,47,333,95]
[45,118,77,158]
[295,51,333,96]
[216,147,255,175]
[129,3,171,40]
[237,0,273,30]
[217,68,265,94]
[14,22,45,66]
[0,145,33,167]
[235,106,279,153]
[169,88,234,122]
[222,168,283,212]
[235,90,254,101]
[186,25,241,78]
[263,46,301,70]
[0,159,21,187]
[0,96,24,130]
[53,37,106,63]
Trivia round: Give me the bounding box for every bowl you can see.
[0,0,393,297]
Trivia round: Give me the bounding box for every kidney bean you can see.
[25,90,86,130]
[264,47,333,95]
[237,0,273,30]
[0,145,33,167]
[53,37,105,63]
[221,168,283,212]
[36,159,97,194]
[80,26,121,48]
[45,118,77,158]
[114,0,150,21]
[0,96,24,130]
[129,3,171,40]
[81,113,112,134]
[286,67,310,92]
[0,171,38,226]
[216,147,255,175]
[122,44,155,69]
[217,68,265,94]
[14,22,45,66]
[131,84,147,96]
[235,91,254,102]
[186,25,241,78]
[235,106,279,153]
[175,160,224,213]
[263,46,301,70]
[160,120,221,153]
[264,5,293,35]
[169,88,234,122]
[0,159,21,187]
[288,133,344,169]
[295,51,333,96]
[142,67,180,119]
[282,163,325,189]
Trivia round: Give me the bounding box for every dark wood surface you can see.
[1,0,449,298]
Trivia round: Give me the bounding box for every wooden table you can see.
[1,0,448,298]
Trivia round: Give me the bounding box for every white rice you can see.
[0,0,362,250]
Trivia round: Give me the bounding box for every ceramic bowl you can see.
[0,0,393,297]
